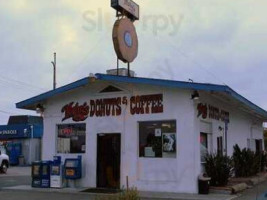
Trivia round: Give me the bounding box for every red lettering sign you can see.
[61,102,89,122]
[130,94,163,115]
[197,103,230,123]
[61,94,164,121]
[197,103,208,119]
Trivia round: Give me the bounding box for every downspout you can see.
[250,126,253,150]
[30,125,33,164]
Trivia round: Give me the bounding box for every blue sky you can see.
[0,0,267,124]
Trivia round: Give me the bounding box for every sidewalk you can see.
[139,191,237,200]
[0,166,31,177]
[2,185,237,200]
[1,167,237,200]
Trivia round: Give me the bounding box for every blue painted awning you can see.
[16,73,267,120]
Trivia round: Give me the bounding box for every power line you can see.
[0,78,47,94]
[163,37,229,86]
[68,36,106,80]
[0,75,47,92]
[0,109,20,115]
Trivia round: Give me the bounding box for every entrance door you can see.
[97,134,121,189]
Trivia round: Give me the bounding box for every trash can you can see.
[18,155,24,166]
[198,173,211,194]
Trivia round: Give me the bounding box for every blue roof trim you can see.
[95,74,267,119]
[95,73,227,92]
[226,87,267,119]
[16,73,267,119]
[16,77,89,109]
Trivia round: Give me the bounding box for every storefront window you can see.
[57,124,86,154]
[139,120,176,158]
[200,132,208,163]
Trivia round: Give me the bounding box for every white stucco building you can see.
[16,71,267,194]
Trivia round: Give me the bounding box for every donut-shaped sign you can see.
[112,18,138,63]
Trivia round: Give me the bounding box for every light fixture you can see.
[191,91,200,100]
[36,104,45,114]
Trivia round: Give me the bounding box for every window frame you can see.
[138,120,177,159]
[56,123,86,154]
[200,132,209,164]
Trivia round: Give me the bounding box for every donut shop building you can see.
[16,71,267,193]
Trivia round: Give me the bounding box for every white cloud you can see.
[0,0,267,123]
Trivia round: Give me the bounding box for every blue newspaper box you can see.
[32,161,51,188]
[64,156,82,179]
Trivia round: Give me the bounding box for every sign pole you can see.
[117,57,119,76]
[128,62,130,77]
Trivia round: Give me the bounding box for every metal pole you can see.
[127,62,130,77]
[225,121,228,155]
[51,53,56,90]
[30,125,33,164]
[126,176,129,191]
[117,57,119,76]
[54,53,56,89]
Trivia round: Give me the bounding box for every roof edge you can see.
[16,77,89,110]
[15,73,267,120]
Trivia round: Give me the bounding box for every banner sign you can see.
[197,103,230,123]
[61,94,163,122]
[111,0,139,20]
[0,125,31,139]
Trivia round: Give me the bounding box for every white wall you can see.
[42,81,199,193]
[196,92,264,156]
[41,81,265,193]
[20,138,41,165]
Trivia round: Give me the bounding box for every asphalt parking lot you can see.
[0,166,31,188]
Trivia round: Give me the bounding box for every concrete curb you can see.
[1,186,237,200]
[231,183,248,194]
[230,174,267,194]
[210,188,232,195]
[248,177,266,186]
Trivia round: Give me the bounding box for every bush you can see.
[204,153,232,186]
[118,188,140,200]
[232,144,260,177]
[259,151,267,172]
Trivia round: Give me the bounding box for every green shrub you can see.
[97,188,140,200]
[204,153,232,186]
[232,144,260,177]
[118,188,140,200]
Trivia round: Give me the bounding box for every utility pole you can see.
[51,52,56,90]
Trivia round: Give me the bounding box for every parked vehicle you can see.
[0,145,9,173]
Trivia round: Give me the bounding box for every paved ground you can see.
[0,166,31,188]
[0,166,253,200]
[0,166,31,177]
[0,190,100,200]
[0,189,236,200]
[233,180,267,200]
